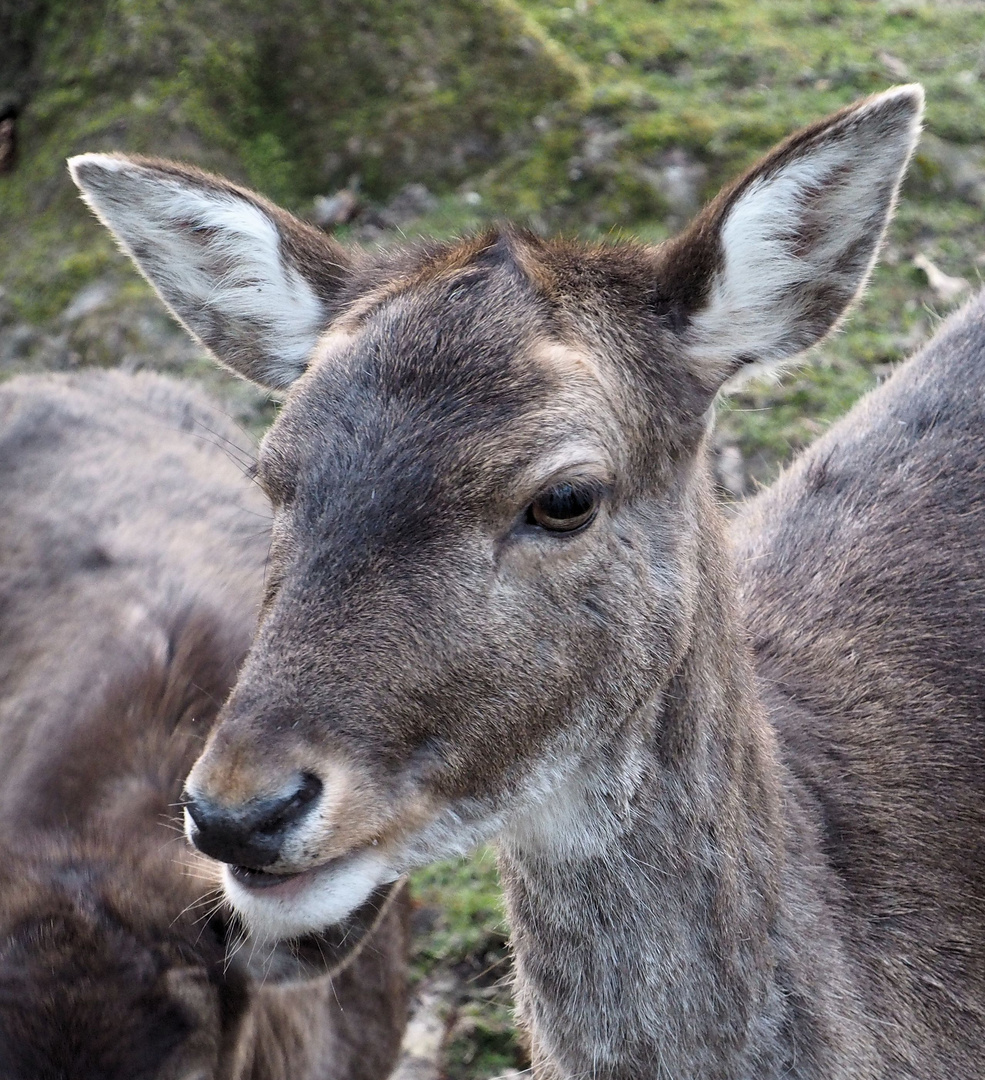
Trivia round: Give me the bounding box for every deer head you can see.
[70,86,923,943]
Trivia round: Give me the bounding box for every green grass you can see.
[410,847,507,976]
[508,0,984,485]
[410,850,523,1077]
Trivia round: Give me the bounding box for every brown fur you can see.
[70,88,985,1078]
[0,371,408,1080]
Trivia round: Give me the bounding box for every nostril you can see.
[181,790,227,852]
[181,772,323,868]
[182,790,210,834]
[258,772,323,834]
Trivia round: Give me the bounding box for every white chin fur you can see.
[222,849,397,942]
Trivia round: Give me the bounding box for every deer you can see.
[0,369,409,1080]
[68,82,985,1077]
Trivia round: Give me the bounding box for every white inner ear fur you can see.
[685,88,922,388]
[69,154,326,386]
[689,147,885,383]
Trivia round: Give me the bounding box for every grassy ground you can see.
[5,1,985,1075]
[410,850,520,1077]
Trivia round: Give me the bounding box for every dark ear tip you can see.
[880,82,925,111]
[856,83,925,131]
[67,153,130,192]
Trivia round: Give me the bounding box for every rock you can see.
[0,113,16,175]
[912,254,970,304]
[349,221,389,244]
[637,148,708,218]
[877,51,909,80]
[389,970,461,1080]
[915,133,985,208]
[567,118,625,182]
[0,323,43,369]
[714,442,748,500]
[0,288,13,329]
[61,280,118,323]
[580,119,625,168]
[380,183,439,227]
[311,189,361,229]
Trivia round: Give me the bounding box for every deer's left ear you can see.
[68,154,353,390]
[656,84,924,393]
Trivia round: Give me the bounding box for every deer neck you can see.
[496,496,845,1079]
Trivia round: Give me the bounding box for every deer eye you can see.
[526,482,599,533]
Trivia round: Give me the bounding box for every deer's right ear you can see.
[68,154,351,389]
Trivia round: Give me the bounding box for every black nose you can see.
[183,773,322,868]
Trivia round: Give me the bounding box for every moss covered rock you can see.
[0,0,587,319]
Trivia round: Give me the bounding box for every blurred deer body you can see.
[68,86,985,1077]
[0,371,408,1080]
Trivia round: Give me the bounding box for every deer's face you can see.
[70,84,922,938]
[184,246,712,939]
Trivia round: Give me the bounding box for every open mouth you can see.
[229,864,303,889]
[220,868,406,979]
[228,859,341,895]
[221,845,398,942]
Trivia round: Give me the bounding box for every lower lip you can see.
[228,860,338,897]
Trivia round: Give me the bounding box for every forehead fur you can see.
[270,234,561,485]
[270,227,709,498]
[330,224,677,341]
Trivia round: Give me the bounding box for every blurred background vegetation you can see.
[3,0,985,1075]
